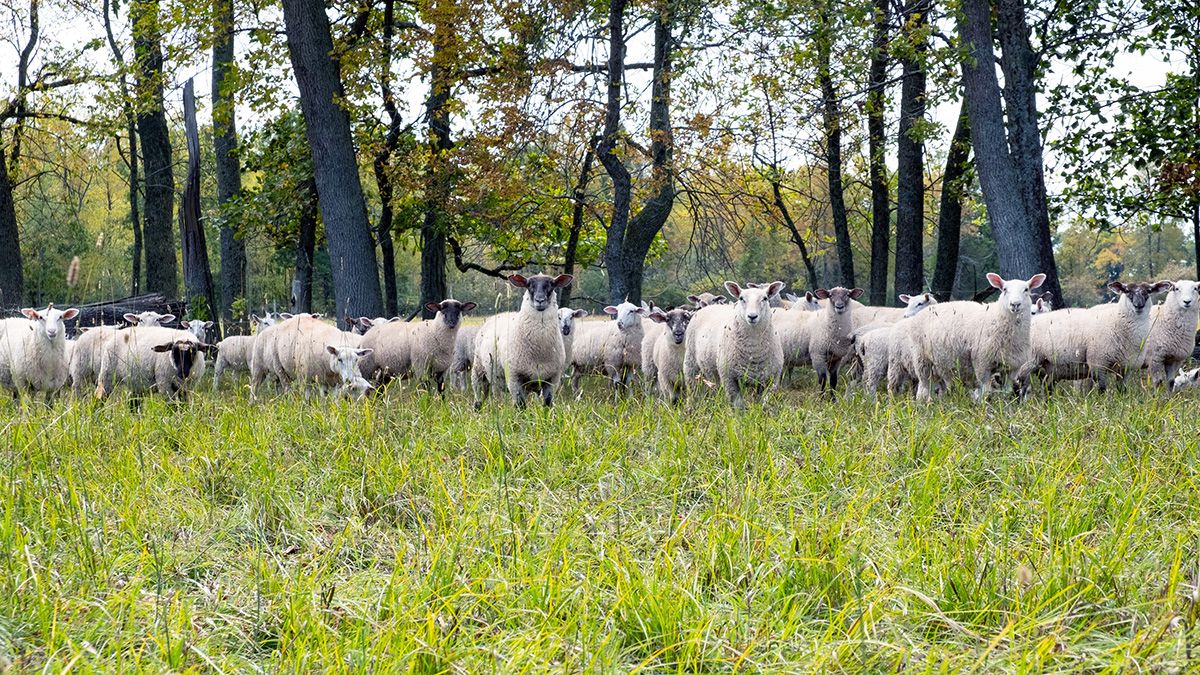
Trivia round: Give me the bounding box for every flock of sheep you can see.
[0,271,1197,408]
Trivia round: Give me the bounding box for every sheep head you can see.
[21,304,80,341]
[987,273,1047,315]
[509,273,572,313]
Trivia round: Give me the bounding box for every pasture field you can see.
[1,382,1200,672]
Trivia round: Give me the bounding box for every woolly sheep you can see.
[357,320,414,382]
[683,281,785,408]
[250,315,367,397]
[571,300,648,392]
[94,326,212,399]
[408,299,476,393]
[645,307,694,404]
[1019,280,1170,393]
[450,325,479,391]
[1141,280,1200,390]
[558,307,589,371]
[472,273,573,409]
[805,287,865,393]
[853,292,938,327]
[686,292,727,308]
[895,272,1046,401]
[212,314,278,390]
[853,294,941,396]
[181,319,214,343]
[0,304,80,399]
[1031,293,1054,315]
[69,312,175,395]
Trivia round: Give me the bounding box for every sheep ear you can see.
[20,308,39,320]
[898,294,911,303]
[280,313,294,319]
[61,308,79,320]
[804,292,815,302]
[687,294,701,303]
[986,273,1005,290]
[814,288,831,300]
[359,318,374,330]
[251,313,262,323]
[1027,273,1046,289]
[648,311,668,323]
[849,288,865,299]
[152,343,174,353]
[326,345,339,355]
[552,274,573,288]
[634,307,648,316]
[1107,281,1127,294]
[723,281,742,298]
[425,302,441,314]
[924,293,933,301]
[572,309,588,318]
[603,306,619,315]
[123,312,140,324]
[462,302,477,313]
[181,320,191,328]
[204,321,214,329]
[507,274,529,288]
[714,296,727,304]
[1152,280,1174,294]
[767,281,785,298]
[355,348,373,358]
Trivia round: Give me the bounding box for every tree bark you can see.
[559,148,594,310]
[179,79,220,330]
[894,0,928,302]
[292,177,318,314]
[282,0,383,324]
[133,0,177,297]
[597,0,635,305]
[866,0,890,305]
[375,0,400,317]
[420,11,453,318]
[0,145,23,307]
[212,0,246,332]
[770,180,819,291]
[994,0,1063,303]
[931,106,971,301]
[817,4,856,289]
[104,0,143,296]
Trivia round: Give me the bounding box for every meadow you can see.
[1,381,1199,672]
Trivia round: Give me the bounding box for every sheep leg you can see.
[509,373,529,409]
[434,371,446,397]
[540,381,554,408]
[471,367,488,411]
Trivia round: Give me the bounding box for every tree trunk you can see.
[212,0,246,333]
[179,79,220,330]
[994,0,1063,303]
[931,106,971,301]
[770,180,819,291]
[420,18,453,318]
[958,0,1055,290]
[133,0,177,298]
[0,145,23,307]
[1193,200,1199,279]
[103,0,142,296]
[866,0,890,305]
[560,148,594,310]
[282,0,383,325]
[817,5,856,289]
[597,0,634,306]
[894,0,928,302]
[292,177,318,314]
[375,0,400,318]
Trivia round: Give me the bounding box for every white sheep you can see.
[570,300,647,392]
[95,326,212,400]
[558,307,589,371]
[69,312,176,395]
[805,287,864,393]
[645,307,694,404]
[895,272,1046,401]
[1019,280,1171,393]
[0,304,80,400]
[1031,293,1054,315]
[853,292,938,327]
[683,281,784,408]
[212,314,278,390]
[181,319,214,343]
[852,295,941,396]
[1172,367,1200,390]
[472,273,573,409]
[784,292,821,312]
[450,325,479,391]
[357,320,413,382]
[250,315,366,397]
[1141,280,1200,390]
[408,299,476,393]
[686,292,727,309]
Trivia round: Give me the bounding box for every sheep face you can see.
[1108,280,1173,315]
[603,301,647,329]
[1030,293,1054,315]
[425,299,477,329]
[21,304,80,341]
[898,292,938,317]
[558,308,589,336]
[325,345,374,384]
[181,320,214,342]
[1166,280,1200,311]
[725,281,783,326]
[986,273,1047,314]
[785,293,821,312]
[649,308,694,344]
[1173,367,1200,390]
[815,287,864,315]
[349,316,396,335]
[252,313,282,330]
[151,340,209,382]
[340,376,375,399]
[509,273,573,313]
[687,292,726,308]
[124,311,174,327]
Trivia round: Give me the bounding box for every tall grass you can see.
[0,384,1198,671]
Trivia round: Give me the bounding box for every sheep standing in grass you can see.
[357,319,413,382]
[684,281,784,408]
[250,315,370,397]
[570,300,647,393]
[450,325,479,391]
[895,272,1046,401]
[645,308,694,404]
[407,299,476,394]
[1019,280,1171,393]
[805,287,865,394]
[69,311,179,396]
[95,326,212,400]
[0,304,80,400]
[472,273,573,409]
[853,295,941,396]
[1141,280,1200,390]
[212,314,280,390]
[558,307,589,370]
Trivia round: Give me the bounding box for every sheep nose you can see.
[746,313,759,322]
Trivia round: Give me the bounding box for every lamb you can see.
[1031,293,1054,315]
[558,307,589,372]
[1141,280,1200,390]
[472,273,573,409]
[570,300,647,392]
[1019,280,1171,393]
[894,272,1046,401]
[0,304,80,400]
[644,307,694,404]
[69,311,175,395]
[683,281,784,408]
[853,294,941,396]
[450,325,479,391]
[805,287,865,394]
[407,299,476,393]
[686,292,727,308]
[94,326,213,400]
[250,314,370,397]
[212,314,277,390]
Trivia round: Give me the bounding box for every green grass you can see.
[2,381,1200,672]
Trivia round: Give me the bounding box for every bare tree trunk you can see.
[597,0,634,305]
[179,80,220,330]
[894,0,928,301]
[292,177,318,314]
[103,0,142,296]
[133,0,177,297]
[375,0,400,317]
[212,0,245,332]
[867,0,890,305]
[931,106,971,301]
[0,145,23,307]
[559,148,594,310]
[817,4,856,289]
[420,10,453,318]
[770,180,819,291]
[281,0,383,324]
